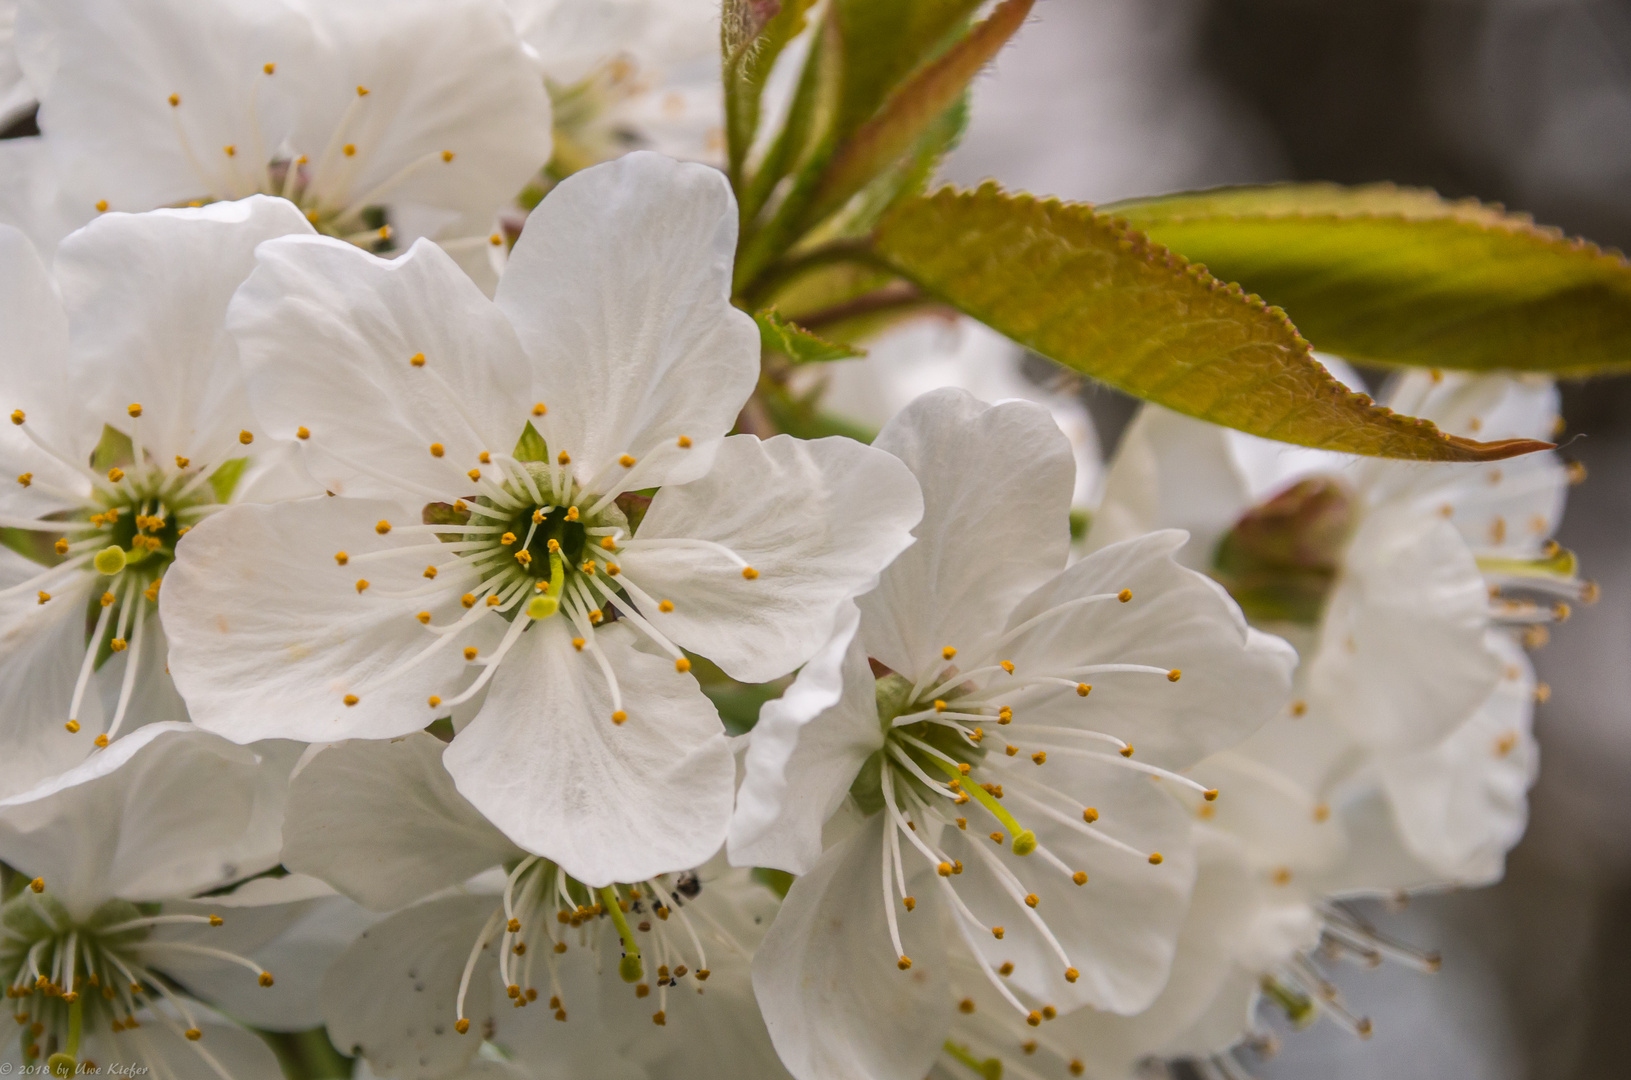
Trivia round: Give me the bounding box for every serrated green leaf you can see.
[808,0,1030,228]
[831,0,984,136]
[1109,183,1631,376]
[724,0,819,187]
[872,184,1550,462]
[756,308,866,363]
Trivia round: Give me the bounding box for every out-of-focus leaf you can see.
[808,0,1031,227]
[872,183,1551,462]
[756,308,865,364]
[831,0,984,136]
[1110,183,1631,376]
[724,0,819,187]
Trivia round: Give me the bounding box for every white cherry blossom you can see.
[14,0,551,285]
[161,152,923,888]
[0,722,309,1080]
[280,733,786,1080]
[0,195,314,798]
[729,389,1295,1080]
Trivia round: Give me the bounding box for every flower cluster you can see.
[0,3,1594,1080]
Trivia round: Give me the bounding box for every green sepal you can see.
[756,308,865,364]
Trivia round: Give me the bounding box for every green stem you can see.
[927,756,1036,854]
[599,886,644,983]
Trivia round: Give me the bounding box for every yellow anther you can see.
[619,454,637,468]
[1313,802,1330,822]
[934,699,948,712]
[489,234,503,246]
[463,647,478,661]
[479,452,491,464]
[454,1019,470,1035]
[53,538,68,555]
[427,696,442,709]
[1005,745,1018,757]
[1203,789,1220,802]
[416,612,431,624]
[224,144,237,156]
[487,594,503,606]
[588,609,603,623]
[896,956,912,970]
[258,972,274,987]
[64,720,79,734]
[515,551,533,566]
[507,918,521,933]
[557,451,570,465]
[100,592,114,607]
[1120,745,1135,758]
[531,402,548,417]
[1042,1006,1058,1020]
[902,896,916,911]
[605,562,620,575]
[959,998,976,1013]
[1083,807,1099,823]
[658,599,674,612]
[677,435,692,448]
[126,403,143,418]
[1076,682,1091,697]
[343,694,359,706]
[1031,751,1047,765]
[990,831,1004,844]
[29,878,43,893]
[296,426,310,440]
[334,552,349,566]
[429,443,444,457]
[611,710,627,725]
[1072,870,1088,885]
[107,467,125,483]
[501,532,517,545]
[239,430,254,445]
[410,352,426,367]
[8,410,22,425]
[937,862,953,877]
[375,520,391,535]
[547,538,561,553]
[1148,852,1164,865]
[599,536,616,550]
[96,199,109,212]
[998,962,1013,976]
[572,637,585,650]
[1027,1011,1042,1027]
[674,657,691,673]
[342,143,356,157]
[94,546,126,575]
[419,566,438,581]
[184,1028,203,1041]
[742,566,759,580]
[263,62,276,74]
[355,579,370,593]
[957,762,971,775]
[1000,660,1015,674]
[468,469,481,481]
[1167,668,1182,682]
[997,706,1013,723]
[36,591,50,605]
[1291,699,1308,717]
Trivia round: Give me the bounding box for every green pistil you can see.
[943,1040,1003,1080]
[599,886,644,983]
[526,550,567,619]
[1477,547,1578,581]
[928,757,1036,855]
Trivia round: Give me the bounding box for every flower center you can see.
[845,591,1216,1025]
[4,415,241,746]
[451,859,711,1033]
[2,880,270,1074]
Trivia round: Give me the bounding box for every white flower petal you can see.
[80,1004,286,1080]
[942,759,1196,1014]
[445,619,734,887]
[54,196,314,466]
[0,723,284,915]
[728,603,884,875]
[163,496,506,744]
[752,817,953,1080]
[862,388,1076,678]
[620,433,923,682]
[1377,630,1537,884]
[283,734,523,911]
[494,152,758,487]
[0,562,103,800]
[24,0,312,211]
[229,234,531,501]
[1002,531,1297,770]
[323,894,499,1080]
[1307,507,1500,754]
[290,0,551,235]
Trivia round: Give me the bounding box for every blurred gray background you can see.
[945,2,1631,1077]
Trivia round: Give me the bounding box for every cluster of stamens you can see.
[453,859,720,1032]
[859,589,1217,1025]
[325,379,756,726]
[2,406,235,746]
[2,878,272,1077]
